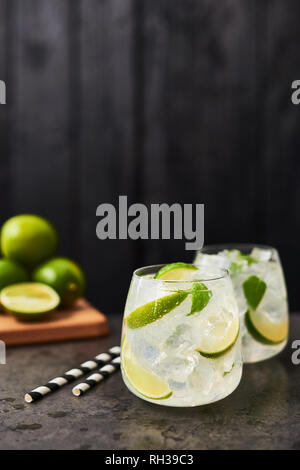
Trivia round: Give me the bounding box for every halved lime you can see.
[0,283,60,320]
[126,292,188,329]
[196,309,240,358]
[154,262,198,280]
[245,309,288,345]
[122,338,172,400]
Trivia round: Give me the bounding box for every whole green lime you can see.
[33,257,86,307]
[0,258,29,291]
[1,215,58,267]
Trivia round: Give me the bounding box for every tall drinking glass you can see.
[121,264,242,407]
[194,244,289,363]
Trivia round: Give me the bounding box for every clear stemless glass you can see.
[194,244,289,363]
[121,264,242,407]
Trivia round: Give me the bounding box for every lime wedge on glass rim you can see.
[0,282,60,321]
[121,337,172,400]
[154,262,198,280]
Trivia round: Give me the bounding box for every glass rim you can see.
[198,243,277,254]
[133,264,229,283]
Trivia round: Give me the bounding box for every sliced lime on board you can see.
[126,292,188,329]
[122,338,172,400]
[245,309,288,345]
[154,262,198,280]
[0,283,60,321]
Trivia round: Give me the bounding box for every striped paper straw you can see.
[72,356,120,396]
[24,346,120,403]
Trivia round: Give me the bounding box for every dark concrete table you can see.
[0,314,299,450]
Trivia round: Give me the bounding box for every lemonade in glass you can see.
[194,245,289,363]
[121,263,242,407]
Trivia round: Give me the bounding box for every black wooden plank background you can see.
[0,0,300,314]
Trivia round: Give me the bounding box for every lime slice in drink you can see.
[196,309,240,358]
[122,338,172,400]
[245,309,288,344]
[0,283,60,320]
[154,262,198,280]
[126,292,188,329]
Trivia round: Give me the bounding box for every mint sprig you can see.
[237,253,257,266]
[243,275,267,311]
[229,253,257,275]
[187,282,212,316]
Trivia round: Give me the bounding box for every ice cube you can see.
[219,345,236,373]
[128,331,161,368]
[251,247,272,262]
[164,324,193,353]
[188,355,218,396]
[194,253,229,270]
[259,289,288,321]
[157,353,198,383]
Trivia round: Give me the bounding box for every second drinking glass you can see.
[194,244,289,363]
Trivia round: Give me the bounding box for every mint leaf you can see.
[237,253,257,265]
[229,254,257,275]
[243,275,267,310]
[229,262,243,275]
[223,363,235,377]
[187,283,212,316]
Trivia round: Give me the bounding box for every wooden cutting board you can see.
[0,298,109,346]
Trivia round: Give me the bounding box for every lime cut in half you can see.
[0,283,60,320]
[154,262,198,281]
[196,309,240,358]
[245,309,288,345]
[126,292,188,329]
[122,338,172,400]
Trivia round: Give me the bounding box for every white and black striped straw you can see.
[72,356,120,397]
[24,346,120,403]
